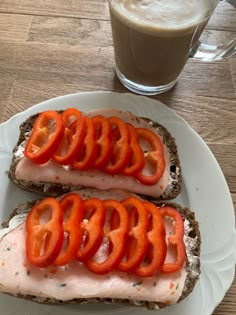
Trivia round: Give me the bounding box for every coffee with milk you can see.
[109,0,210,93]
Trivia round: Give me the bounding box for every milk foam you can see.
[110,0,208,34]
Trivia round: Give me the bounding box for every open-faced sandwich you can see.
[1,107,200,311]
[8,108,181,199]
[0,188,200,310]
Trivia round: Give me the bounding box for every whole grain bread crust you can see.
[1,198,200,311]
[8,112,182,200]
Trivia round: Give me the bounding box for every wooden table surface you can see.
[0,0,235,314]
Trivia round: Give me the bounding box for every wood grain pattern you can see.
[156,96,236,142]
[0,0,235,31]
[0,74,14,122]
[230,58,236,89]
[232,193,236,208]
[0,42,114,78]
[167,60,235,100]
[0,42,235,100]
[0,1,235,314]
[0,0,109,20]
[0,13,31,42]
[207,1,236,31]
[28,16,112,46]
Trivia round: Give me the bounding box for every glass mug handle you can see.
[190,0,236,61]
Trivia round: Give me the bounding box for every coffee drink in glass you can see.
[108,0,234,95]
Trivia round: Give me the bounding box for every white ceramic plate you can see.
[0,91,235,315]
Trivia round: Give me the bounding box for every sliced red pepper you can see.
[135,128,165,185]
[25,198,64,268]
[92,115,113,169]
[160,206,186,273]
[77,198,106,262]
[117,198,149,272]
[104,117,131,174]
[53,193,85,266]
[122,123,145,176]
[134,202,167,277]
[85,199,129,275]
[53,108,86,165]
[72,117,98,170]
[24,110,64,164]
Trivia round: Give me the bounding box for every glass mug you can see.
[108,0,236,95]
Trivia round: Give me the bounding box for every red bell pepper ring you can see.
[85,199,129,275]
[135,128,166,185]
[92,115,113,169]
[104,117,131,174]
[122,123,145,176]
[24,110,65,164]
[53,108,86,165]
[25,198,64,268]
[72,117,98,170]
[77,198,106,262]
[117,198,149,272]
[53,193,85,266]
[160,206,186,273]
[134,202,167,277]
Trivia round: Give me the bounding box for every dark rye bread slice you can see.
[0,199,200,311]
[8,112,182,200]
